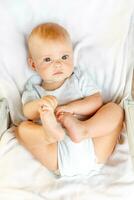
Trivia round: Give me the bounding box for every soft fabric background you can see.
[0,0,134,124]
[0,0,134,199]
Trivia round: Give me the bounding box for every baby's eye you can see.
[43,57,51,62]
[61,55,69,60]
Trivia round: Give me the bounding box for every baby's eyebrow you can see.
[38,51,72,59]
[61,52,71,55]
[41,52,71,57]
[42,54,51,57]
[63,51,71,53]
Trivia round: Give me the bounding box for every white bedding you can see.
[0,0,134,199]
[0,128,134,200]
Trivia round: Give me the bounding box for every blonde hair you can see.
[28,23,71,52]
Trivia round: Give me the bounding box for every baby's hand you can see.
[38,95,58,112]
[55,105,73,117]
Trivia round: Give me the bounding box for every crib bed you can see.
[0,0,134,199]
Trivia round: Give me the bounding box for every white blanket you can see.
[0,128,134,200]
[0,0,134,199]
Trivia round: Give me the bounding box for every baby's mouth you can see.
[53,71,63,75]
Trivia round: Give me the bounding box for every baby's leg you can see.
[91,103,124,163]
[92,127,120,163]
[39,105,65,142]
[58,102,123,162]
[16,121,58,171]
[58,102,123,139]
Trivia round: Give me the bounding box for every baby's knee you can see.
[107,102,124,122]
[17,121,30,136]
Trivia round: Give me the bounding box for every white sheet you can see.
[0,128,134,200]
[0,0,134,199]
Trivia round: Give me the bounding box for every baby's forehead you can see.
[39,35,71,45]
[29,36,73,58]
[31,36,72,50]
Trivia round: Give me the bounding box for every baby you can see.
[16,23,124,176]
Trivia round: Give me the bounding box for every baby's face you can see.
[30,37,74,84]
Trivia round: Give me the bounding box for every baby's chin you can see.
[47,74,70,82]
[42,77,63,84]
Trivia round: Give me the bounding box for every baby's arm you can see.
[56,92,103,117]
[23,95,57,120]
[23,99,41,120]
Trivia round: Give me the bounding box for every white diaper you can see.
[57,135,100,177]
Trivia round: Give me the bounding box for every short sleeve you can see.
[22,75,42,105]
[22,90,40,105]
[75,67,101,97]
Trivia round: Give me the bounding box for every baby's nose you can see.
[55,60,62,67]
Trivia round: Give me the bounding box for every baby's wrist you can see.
[65,104,75,114]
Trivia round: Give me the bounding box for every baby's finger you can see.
[38,104,49,113]
[40,104,49,111]
[56,112,65,121]
[55,107,63,116]
[42,95,58,109]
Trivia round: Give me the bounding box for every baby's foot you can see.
[39,105,65,143]
[57,112,88,143]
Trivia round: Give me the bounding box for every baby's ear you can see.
[28,57,36,70]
